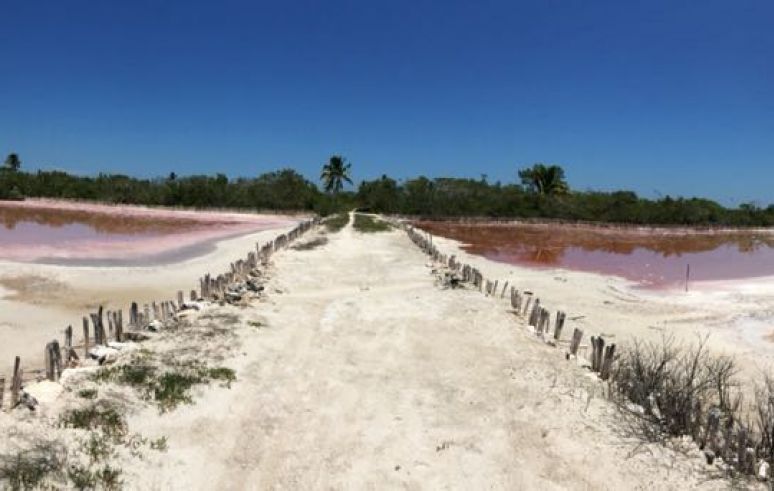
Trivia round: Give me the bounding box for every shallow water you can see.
[0,201,285,264]
[0,205,207,244]
[415,221,774,287]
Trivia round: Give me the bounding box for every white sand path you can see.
[128,216,724,490]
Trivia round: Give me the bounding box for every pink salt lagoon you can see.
[416,221,774,289]
[0,199,297,265]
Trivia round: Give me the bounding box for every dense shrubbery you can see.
[0,168,354,215]
[2,165,773,226]
[356,175,774,226]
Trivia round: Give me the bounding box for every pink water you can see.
[0,200,294,264]
[416,221,774,288]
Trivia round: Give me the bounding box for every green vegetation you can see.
[0,442,66,490]
[3,153,21,172]
[60,402,128,440]
[77,388,98,399]
[323,212,350,232]
[291,236,329,251]
[2,153,773,226]
[353,213,392,233]
[93,355,236,412]
[67,464,122,490]
[356,171,774,227]
[320,155,353,195]
[518,163,568,196]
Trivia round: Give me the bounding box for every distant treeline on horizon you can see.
[1,167,773,227]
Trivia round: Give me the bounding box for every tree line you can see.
[2,153,773,226]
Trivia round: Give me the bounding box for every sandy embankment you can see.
[0,215,747,488]
[0,208,301,375]
[424,231,774,378]
[114,217,725,489]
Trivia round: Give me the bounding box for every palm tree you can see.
[4,153,21,172]
[320,155,353,195]
[518,163,569,196]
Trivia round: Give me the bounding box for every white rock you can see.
[88,346,120,364]
[181,301,204,311]
[759,460,769,480]
[146,319,164,332]
[107,341,137,352]
[21,380,64,409]
[59,366,102,387]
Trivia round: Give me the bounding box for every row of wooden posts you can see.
[0,218,318,411]
[404,224,616,379]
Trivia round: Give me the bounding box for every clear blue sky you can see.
[1,0,772,205]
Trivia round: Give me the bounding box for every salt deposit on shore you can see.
[0,200,302,374]
[0,215,736,489]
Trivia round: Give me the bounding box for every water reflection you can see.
[415,222,774,286]
[0,206,208,236]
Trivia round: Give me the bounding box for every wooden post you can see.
[685,264,690,292]
[83,317,90,358]
[600,344,616,380]
[177,290,184,306]
[190,290,197,302]
[500,281,509,299]
[10,356,21,408]
[553,311,566,341]
[591,336,605,373]
[90,313,101,346]
[116,310,123,342]
[65,325,73,351]
[107,313,115,340]
[0,377,4,410]
[523,295,532,316]
[569,328,583,356]
[45,342,54,380]
[130,302,138,327]
[51,340,62,380]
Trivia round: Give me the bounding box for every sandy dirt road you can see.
[128,217,723,490]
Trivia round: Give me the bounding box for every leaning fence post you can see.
[600,344,616,380]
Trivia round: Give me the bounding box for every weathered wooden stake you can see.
[553,311,566,341]
[10,356,21,408]
[600,344,616,380]
[83,317,90,357]
[569,328,584,356]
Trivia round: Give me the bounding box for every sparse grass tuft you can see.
[291,236,328,251]
[60,402,127,441]
[208,367,237,387]
[150,437,168,452]
[153,372,203,412]
[77,388,98,400]
[323,213,349,232]
[0,442,66,491]
[353,213,392,233]
[68,464,122,490]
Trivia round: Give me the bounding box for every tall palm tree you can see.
[518,163,569,196]
[4,153,21,172]
[320,155,353,194]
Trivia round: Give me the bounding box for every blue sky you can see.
[1,0,772,205]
